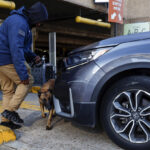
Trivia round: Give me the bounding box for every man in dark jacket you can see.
[0,2,48,129]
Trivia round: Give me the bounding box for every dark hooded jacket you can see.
[24,2,48,26]
[0,3,48,81]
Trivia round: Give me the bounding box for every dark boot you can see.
[1,110,24,124]
[0,121,22,129]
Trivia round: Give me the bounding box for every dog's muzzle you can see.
[43,98,52,110]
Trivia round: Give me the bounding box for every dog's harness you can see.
[40,89,53,95]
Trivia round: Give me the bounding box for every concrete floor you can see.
[0,93,122,150]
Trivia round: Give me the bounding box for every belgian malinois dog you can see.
[38,79,55,130]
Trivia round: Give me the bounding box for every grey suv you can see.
[53,32,150,150]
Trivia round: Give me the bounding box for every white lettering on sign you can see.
[113,2,121,7]
[116,0,122,2]
[113,7,121,11]
[124,22,150,35]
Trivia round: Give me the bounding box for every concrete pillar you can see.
[31,28,37,52]
[49,32,57,74]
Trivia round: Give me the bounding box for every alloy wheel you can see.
[110,90,150,143]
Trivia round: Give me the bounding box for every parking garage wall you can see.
[114,0,150,36]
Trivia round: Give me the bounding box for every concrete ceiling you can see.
[0,0,110,52]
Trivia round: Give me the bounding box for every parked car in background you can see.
[54,32,150,150]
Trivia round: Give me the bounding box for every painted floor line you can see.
[0,101,48,113]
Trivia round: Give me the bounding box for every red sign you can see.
[108,0,124,24]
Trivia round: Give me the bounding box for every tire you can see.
[101,75,150,150]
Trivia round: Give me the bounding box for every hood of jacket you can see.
[24,2,48,26]
[10,7,29,22]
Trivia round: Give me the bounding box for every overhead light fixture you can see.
[94,0,109,3]
[97,19,103,22]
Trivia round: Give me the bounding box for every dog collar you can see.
[48,89,53,93]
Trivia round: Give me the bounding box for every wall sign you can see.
[108,0,124,24]
[124,22,150,35]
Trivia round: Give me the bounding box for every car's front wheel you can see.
[101,75,150,150]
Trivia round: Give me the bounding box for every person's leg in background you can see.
[0,71,15,122]
[0,70,22,129]
[0,63,34,128]
[4,63,33,112]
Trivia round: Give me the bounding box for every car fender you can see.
[92,60,150,103]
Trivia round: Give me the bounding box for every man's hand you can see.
[21,79,29,85]
[34,56,41,64]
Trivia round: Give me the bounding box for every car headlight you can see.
[64,47,112,69]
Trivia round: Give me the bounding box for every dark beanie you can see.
[25,2,48,25]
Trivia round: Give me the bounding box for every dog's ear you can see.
[38,91,41,98]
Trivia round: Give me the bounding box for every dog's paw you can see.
[52,114,56,118]
[42,113,47,118]
[42,115,46,118]
[46,125,53,130]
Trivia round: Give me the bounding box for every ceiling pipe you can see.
[0,0,15,10]
[75,16,111,29]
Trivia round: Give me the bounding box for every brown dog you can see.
[38,79,55,130]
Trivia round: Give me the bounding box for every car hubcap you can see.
[110,90,150,143]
